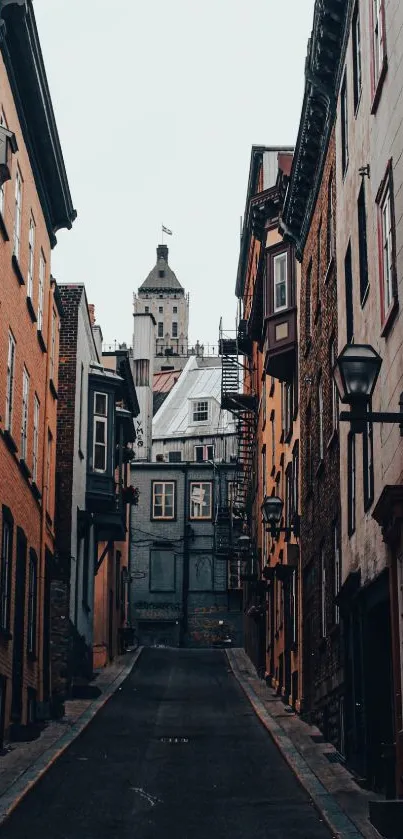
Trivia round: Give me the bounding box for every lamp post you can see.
[237,534,255,580]
[261,495,300,539]
[333,344,403,435]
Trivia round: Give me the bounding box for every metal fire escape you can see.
[218,316,257,516]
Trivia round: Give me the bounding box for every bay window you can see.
[273,251,288,312]
[93,392,108,472]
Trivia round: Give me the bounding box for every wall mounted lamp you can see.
[333,344,403,435]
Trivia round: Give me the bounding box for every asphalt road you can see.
[1,649,332,838]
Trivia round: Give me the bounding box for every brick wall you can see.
[299,129,343,748]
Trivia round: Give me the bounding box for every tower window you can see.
[158,322,163,337]
[172,322,178,337]
[158,270,165,278]
[173,306,177,314]
[159,306,163,313]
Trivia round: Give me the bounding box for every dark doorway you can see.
[11,528,27,722]
[43,550,52,702]
[365,597,395,795]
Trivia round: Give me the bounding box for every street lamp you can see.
[261,495,300,539]
[333,344,403,435]
[237,534,255,580]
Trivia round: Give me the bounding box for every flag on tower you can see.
[162,225,173,235]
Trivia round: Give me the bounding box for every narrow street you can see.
[0,650,331,839]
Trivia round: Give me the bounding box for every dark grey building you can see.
[129,461,242,647]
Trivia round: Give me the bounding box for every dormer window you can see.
[192,400,209,423]
[93,392,108,472]
[273,252,288,312]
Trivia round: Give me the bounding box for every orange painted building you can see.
[221,147,301,708]
[0,2,75,742]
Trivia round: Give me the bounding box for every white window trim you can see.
[27,215,35,299]
[190,481,212,520]
[381,188,393,314]
[32,395,39,482]
[5,331,16,433]
[194,444,214,462]
[191,399,210,424]
[21,366,30,460]
[13,167,22,260]
[93,391,108,473]
[273,251,288,313]
[38,252,45,332]
[152,481,175,520]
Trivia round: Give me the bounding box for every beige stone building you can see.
[335,0,403,798]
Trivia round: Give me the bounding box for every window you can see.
[284,381,293,438]
[93,392,108,472]
[334,523,341,625]
[158,322,163,337]
[318,377,324,462]
[0,508,13,631]
[38,252,45,332]
[46,430,52,513]
[376,162,397,327]
[5,331,16,433]
[13,166,22,259]
[32,395,39,482]
[363,419,374,511]
[50,309,57,383]
[27,215,35,299]
[172,322,178,338]
[152,481,175,520]
[262,374,267,427]
[158,269,165,279]
[192,400,209,423]
[345,242,354,342]
[194,444,214,462]
[168,451,182,462]
[371,0,386,99]
[173,306,177,314]
[348,433,356,536]
[327,174,335,266]
[305,259,312,342]
[341,76,349,175]
[133,359,150,387]
[330,339,339,433]
[27,549,38,656]
[321,547,326,638]
[285,464,292,530]
[352,3,362,110]
[21,366,30,461]
[190,482,212,520]
[159,306,163,313]
[145,306,149,313]
[273,251,288,312]
[358,183,369,304]
[291,570,298,645]
[292,441,299,521]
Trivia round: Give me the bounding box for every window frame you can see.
[27,214,36,300]
[326,173,335,268]
[352,2,362,113]
[32,394,40,482]
[49,308,57,384]
[273,251,288,313]
[37,251,45,333]
[345,241,354,343]
[376,160,398,334]
[93,391,108,473]
[189,481,213,520]
[370,0,387,113]
[157,321,164,338]
[358,181,369,306]
[5,330,16,433]
[151,480,176,521]
[172,321,178,338]
[340,75,349,176]
[192,400,209,424]
[13,166,22,260]
[194,444,214,463]
[0,507,13,633]
[21,366,30,461]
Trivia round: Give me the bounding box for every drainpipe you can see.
[181,466,189,645]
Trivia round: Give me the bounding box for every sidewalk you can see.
[226,648,382,839]
[0,648,143,826]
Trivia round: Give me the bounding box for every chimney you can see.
[88,303,96,326]
[156,244,168,263]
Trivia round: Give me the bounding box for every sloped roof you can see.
[152,355,236,440]
[139,244,183,292]
[153,369,182,393]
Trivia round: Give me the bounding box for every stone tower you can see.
[133,244,189,372]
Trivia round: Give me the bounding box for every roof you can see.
[153,369,182,394]
[139,245,184,293]
[152,355,236,440]
[1,1,76,246]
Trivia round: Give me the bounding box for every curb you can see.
[226,649,370,839]
[0,647,143,827]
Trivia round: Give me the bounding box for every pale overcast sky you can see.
[34,0,315,349]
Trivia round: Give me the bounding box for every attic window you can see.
[159,270,165,278]
[192,400,209,423]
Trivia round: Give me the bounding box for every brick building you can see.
[0,1,75,743]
